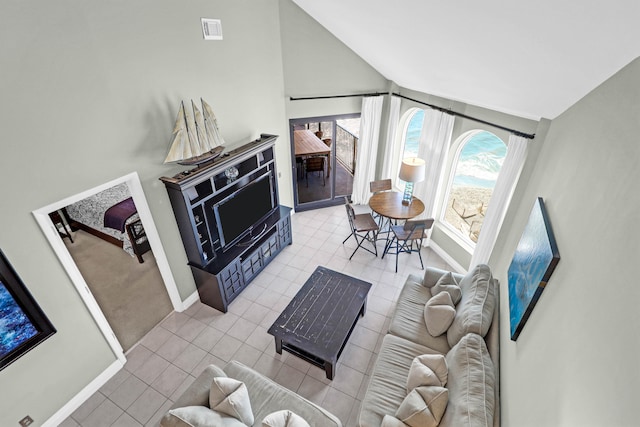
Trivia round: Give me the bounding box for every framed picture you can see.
[508,197,560,341]
[0,249,56,371]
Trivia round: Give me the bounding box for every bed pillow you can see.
[261,410,310,427]
[406,354,448,392]
[164,405,247,427]
[209,377,254,426]
[424,291,456,337]
[431,272,462,305]
[395,386,449,427]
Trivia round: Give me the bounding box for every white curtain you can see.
[470,134,530,267]
[351,95,385,204]
[413,110,455,218]
[380,95,401,180]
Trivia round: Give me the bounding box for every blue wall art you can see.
[0,249,56,371]
[508,197,560,341]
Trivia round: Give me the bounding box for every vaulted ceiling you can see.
[292,0,640,120]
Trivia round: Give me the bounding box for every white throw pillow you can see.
[165,405,247,427]
[423,291,456,337]
[262,410,310,427]
[406,354,448,392]
[209,377,254,426]
[432,272,462,305]
[381,414,409,427]
[395,386,449,427]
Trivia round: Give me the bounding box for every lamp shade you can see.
[399,158,426,183]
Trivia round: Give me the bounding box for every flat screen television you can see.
[213,172,276,250]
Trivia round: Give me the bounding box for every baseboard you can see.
[42,359,124,427]
[428,241,467,274]
[180,290,200,312]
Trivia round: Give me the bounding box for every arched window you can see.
[402,109,424,159]
[394,109,425,189]
[440,130,506,245]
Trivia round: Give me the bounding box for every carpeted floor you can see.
[64,229,173,352]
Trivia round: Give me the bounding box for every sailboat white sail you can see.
[164,98,225,165]
[201,98,226,148]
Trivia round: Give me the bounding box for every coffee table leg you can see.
[324,361,334,380]
[275,337,282,354]
[360,298,367,317]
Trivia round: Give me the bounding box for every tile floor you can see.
[60,204,452,427]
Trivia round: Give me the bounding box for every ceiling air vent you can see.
[201,18,223,40]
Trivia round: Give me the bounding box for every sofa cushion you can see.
[222,361,341,426]
[262,410,310,427]
[163,405,247,427]
[447,264,496,348]
[432,272,462,305]
[388,274,451,354]
[209,377,254,426]
[440,333,495,427]
[360,334,440,427]
[395,386,448,427]
[423,292,456,337]
[406,354,448,392]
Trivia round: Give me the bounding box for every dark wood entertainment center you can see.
[160,134,292,312]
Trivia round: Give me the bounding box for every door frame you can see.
[32,172,182,362]
[290,113,360,211]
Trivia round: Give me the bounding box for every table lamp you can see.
[399,157,426,205]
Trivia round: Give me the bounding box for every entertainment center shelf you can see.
[160,134,292,312]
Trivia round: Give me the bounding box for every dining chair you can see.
[342,197,379,260]
[369,179,393,229]
[305,156,325,187]
[382,218,435,272]
[369,179,392,194]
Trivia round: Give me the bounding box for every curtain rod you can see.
[289,92,387,101]
[392,93,536,140]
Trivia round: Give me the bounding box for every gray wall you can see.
[490,57,640,425]
[0,0,388,424]
[279,0,389,155]
[0,0,289,424]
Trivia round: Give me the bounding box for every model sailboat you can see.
[164,98,226,165]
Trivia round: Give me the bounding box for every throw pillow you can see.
[164,405,247,427]
[446,264,496,348]
[262,410,310,427]
[423,291,456,337]
[381,414,409,427]
[406,354,448,392]
[209,377,254,426]
[395,386,449,427]
[432,272,462,305]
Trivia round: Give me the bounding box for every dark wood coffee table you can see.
[267,266,372,380]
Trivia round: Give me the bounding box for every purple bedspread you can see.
[104,197,137,232]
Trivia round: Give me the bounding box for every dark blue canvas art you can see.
[0,281,38,357]
[0,249,55,371]
[508,197,560,341]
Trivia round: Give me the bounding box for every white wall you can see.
[0,0,288,424]
[491,57,640,426]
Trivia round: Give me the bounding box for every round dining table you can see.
[369,191,425,220]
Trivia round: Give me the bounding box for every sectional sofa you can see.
[161,361,342,427]
[359,264,500,427]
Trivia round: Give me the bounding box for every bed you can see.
[64,183,150,263]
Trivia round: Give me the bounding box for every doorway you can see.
[57,182,173,352]
[33,172,182,359]
[291,114,360,211]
